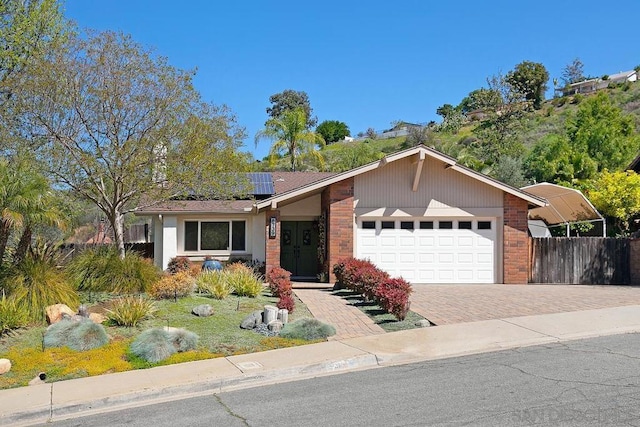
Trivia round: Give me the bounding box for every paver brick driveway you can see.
[409,284,640,325]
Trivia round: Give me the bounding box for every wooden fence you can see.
[529,237,630,285]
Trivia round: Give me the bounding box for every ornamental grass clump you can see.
[279,318,336,341]
[106,296,157,327]
[227,264,263,297]
[196,270,233,299]
[67,247,161,294]
[148,271,195,299]
[0,292,28,336]
[44,319,109,351]
[129,327,199,363]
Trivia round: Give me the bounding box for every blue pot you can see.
[202,260,223,271]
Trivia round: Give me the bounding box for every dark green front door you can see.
[280,221,318,278]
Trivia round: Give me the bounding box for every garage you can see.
[356,218,496,284]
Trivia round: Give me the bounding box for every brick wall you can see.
[322,178,354,282]
[265,209,280,275]
[503,193,529,284]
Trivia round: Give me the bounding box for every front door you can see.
[280,221,318,279]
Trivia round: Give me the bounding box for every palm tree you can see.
[0,157,66,264]
[255,108,325,171]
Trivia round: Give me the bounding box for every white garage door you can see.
[356,218,496,284]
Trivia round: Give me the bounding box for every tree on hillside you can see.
[562,58,585,86]
[567,92,639,173]
[588,170,640,235]
[255,108,325,171]
[316,120,350,144]
[458,88,502,114]
[436,103,464,133]
[266,89,317,129]
[20,31,246,258]
[506,61,549,109]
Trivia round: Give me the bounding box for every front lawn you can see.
[0,290,313,389]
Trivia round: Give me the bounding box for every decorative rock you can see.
[0,358,11,375]
[267,320,283,332]
[263,305,278,325]
[415,319,432,328]
[277,309,289,324]
[28,372,46,386]
[78,304,89,318]
[192,304,214,317]
[240,311,263,329]
[45,304,75,325]
[89,312,107,324]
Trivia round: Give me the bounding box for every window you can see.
[458,221,472,230]
[381,221,395,229]
[478,221,492,230]
[184,220,246,252]
[400,221,414,230]
[438,221,453,229]
[362,221,376,229]
[420,221,434,229]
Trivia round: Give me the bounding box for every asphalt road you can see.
[41,333,640,426]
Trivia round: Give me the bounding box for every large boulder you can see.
[240,310,263,329]
[45,304,75,325]
[89,312,107,324]
[192,304,214,317]
[0,358,11,375]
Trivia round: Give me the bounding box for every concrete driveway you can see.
[409,284,640,325]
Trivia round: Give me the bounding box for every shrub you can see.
[166,256,192,274]
[129,327,199,363]
[227,266,263,297]
[266,267,292,297]
[279,318,336,340]
[129,328,176,363]
[333,257,388,297]
[148,271,195,299]
[4,255,79,321]
[0,292,28,335]
[375,278,413,321]
[166,328,199,352]
[67,247,161,294]
[44,319,109,351]
[197,270,233,299]
[277,293,295,313]
[106,296,157,327]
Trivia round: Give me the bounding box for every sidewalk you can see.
[3,305,640,426]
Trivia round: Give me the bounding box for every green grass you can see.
[332,289,426,332]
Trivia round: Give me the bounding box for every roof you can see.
[256,145,547,210]
[137,146,547,215]
[521,182,603,226]
[608,70,636,81]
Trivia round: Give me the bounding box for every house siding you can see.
[354,156,503,211]
[322,178,354,282]
[503,193,529,284]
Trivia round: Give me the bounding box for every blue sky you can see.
[64,1,638,160]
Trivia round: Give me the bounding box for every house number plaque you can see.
[269,217,277,239]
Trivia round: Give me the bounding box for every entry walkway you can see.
[293,287,385,340]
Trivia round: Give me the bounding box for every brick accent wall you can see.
[630,239,640,285]
[322,178,354,282]
[265,209,280,275]
[503,193,529,284]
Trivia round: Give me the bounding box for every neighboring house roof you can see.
[608,70,637,82]
[629,154,640,172]
[255,145,547,210]
[521,182,603,226]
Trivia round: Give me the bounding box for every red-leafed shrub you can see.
[167,256,192,274]
[277,293,295,313]
[356,265,390,301]
[375,278,413,320]
[266,267,292,297]
[333,258,378,292]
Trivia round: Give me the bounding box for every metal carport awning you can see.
[521,182,606,236]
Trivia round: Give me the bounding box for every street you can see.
[41,333,640,426]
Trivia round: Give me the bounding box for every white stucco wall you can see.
[161,215,178,270]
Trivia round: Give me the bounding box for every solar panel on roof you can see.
[248,172,275,196]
